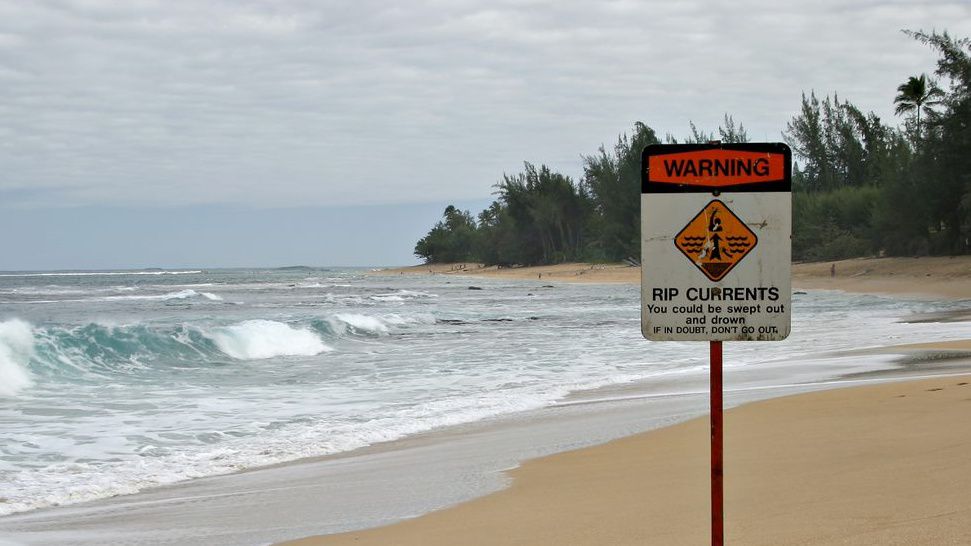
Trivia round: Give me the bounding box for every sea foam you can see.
[316,313,436,337]
[370,290,437,302]
[0,319,35,396]
[207,320,331,360]
[0,270,202,277]
[332,313,390,334]
[103,289,221,302]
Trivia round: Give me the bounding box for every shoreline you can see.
[268,260,971,545]
[289,373,971,546]
[3,267,970,544]
[374,255,971,300]
[5,352,968,545]
[3,340,971,546]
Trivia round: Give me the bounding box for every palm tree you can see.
[893,74,945,135]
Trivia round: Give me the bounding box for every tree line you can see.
[416,31,971,265]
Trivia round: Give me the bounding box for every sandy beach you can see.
[287,374,971,546]
[294,376,971,545]
[377,256,971,299]
[274,259,971,545]
[791,256,971,300]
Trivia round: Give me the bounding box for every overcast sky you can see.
[1,0,969,268]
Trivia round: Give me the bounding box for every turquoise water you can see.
[1,267,968,517]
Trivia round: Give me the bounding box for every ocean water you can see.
[0,267,968,518]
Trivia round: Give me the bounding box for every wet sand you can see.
[286,374,971,546]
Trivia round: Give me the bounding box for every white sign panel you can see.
[641,143,792,341]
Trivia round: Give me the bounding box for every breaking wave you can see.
[0,270,203,277]
[2,312,440,390]
[0,319,35,396]
[369,290,437,302]
[208,320,331,360]
[311,313,436,337]
[103,289,223,302]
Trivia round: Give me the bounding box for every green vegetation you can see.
[416,31,971,264]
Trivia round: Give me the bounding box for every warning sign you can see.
[641,143,791,342]
[646,148,786,187]
[675,200,757,282]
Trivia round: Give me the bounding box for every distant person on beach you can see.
[830,263,836,277]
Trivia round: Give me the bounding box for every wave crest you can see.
[103,289,222,302]
[2,312,439,385]
[369,290,437,302]
[10,318,334,383]
[0,270,202,277]
[312,313,436,337]
[0,319,35,396]
[208,320,332,360]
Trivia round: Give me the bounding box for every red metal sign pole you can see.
[710,340,724,546]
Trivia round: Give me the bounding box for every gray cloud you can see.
[1,0,969,208]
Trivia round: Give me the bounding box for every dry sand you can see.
[284,375,971,546]
[377,261,641,284]
[377,256,971,299]
[792,256,971,300]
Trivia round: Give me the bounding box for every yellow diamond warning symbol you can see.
[675,200,757,282]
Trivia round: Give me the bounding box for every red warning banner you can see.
[647,149,786,187]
